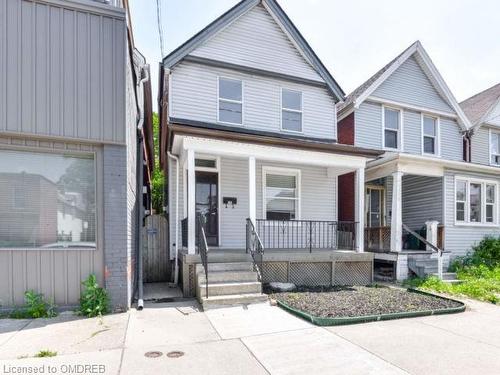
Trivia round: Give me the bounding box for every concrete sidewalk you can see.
[0,298,499,374]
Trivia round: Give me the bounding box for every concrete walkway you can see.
[0,298,499,374]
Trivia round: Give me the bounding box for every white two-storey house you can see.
[159,0,381,306]
[337,42,500,280]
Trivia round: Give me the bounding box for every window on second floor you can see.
[218,77,242,125]
[383,107,401,150]
[281,89,302,132]
[490,131,500,166]
[422,115,439,155]
[455,178,498,225]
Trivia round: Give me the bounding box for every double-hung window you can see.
[490,131,500,166]
[423,115,439,155]
[383,107,401,150]
[281,89,302,132]
[0,149,96,249]
[218,77,242,125]
[455,178,498,225]
[263,168,300,220]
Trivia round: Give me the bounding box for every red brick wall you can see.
[337,112,355,222]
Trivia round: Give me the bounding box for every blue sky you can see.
[129,0,500,112]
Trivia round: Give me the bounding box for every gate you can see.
[142,215,170,283]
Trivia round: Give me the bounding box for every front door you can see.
[196,171,218,246]
[366,187,384,227]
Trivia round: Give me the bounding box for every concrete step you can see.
[431,272,459,281]
[197,281,262,298]
[196,262,254,274]
[201,293,269,309]
[199,270,258,283]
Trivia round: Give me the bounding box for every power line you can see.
[156,0,165,58]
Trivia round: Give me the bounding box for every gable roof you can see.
[338,41,471,130]
[460,83,500,128]
[162,0,345,101]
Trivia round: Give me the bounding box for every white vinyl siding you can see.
[471,126,491,165]
[168,157,337,250]
[444,171,500,257]
[170,62,336,139]
[189,4,322,82]
[372,55,453,113]
[402,175,443,230]
[355,102,463,161]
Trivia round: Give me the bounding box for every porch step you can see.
[200,293,269,309]
[197,281,262,298]
[431,272,461,283]
[196,262,254,273]
[203,270,259,283]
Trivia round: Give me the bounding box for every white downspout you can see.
[167,151,180,284]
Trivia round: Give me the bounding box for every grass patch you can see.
[404,265,500,304]
[34,350,57,358]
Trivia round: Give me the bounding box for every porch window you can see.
[281,89,302,132]
[490,132,500,166]
[455,178,498,225]
[383,107,401,149]
[218,77,242,125]
[422,115,439,155]
[263,168,300,220]
[0,149,96,249]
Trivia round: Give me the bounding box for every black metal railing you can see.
[254,219,357,252]
[246,218,264,281]
[197,215,209,298]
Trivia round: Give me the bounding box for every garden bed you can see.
[267,285,465,326]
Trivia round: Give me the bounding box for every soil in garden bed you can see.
[267,285,463,318]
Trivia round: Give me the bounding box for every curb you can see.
[276,288,466,326]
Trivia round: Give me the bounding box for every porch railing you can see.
[245,218,264,281]
[197,215,209,298]
[254,219,356,252]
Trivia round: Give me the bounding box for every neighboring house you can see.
[0,0,153,310]
[159,0,381,307]
[337,41,500,280]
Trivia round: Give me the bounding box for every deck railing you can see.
[254,219,356,252]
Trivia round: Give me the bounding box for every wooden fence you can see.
[142,215,170,283]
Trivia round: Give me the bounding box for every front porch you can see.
[364,154,448,279]
[168,133,378,299]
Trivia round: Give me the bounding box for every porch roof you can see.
[167,120,382,159]
[366,152,500,181]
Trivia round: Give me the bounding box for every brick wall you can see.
[337,113,355,221]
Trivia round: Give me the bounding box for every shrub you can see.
[452,237,500,271]
[24,290,57,318]
[79,274,109,317]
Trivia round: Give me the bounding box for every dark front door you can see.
[196,171,218,246]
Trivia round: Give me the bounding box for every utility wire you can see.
[156,0,165,58]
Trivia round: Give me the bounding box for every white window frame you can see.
[489,129,500,166]
[421,114,440,156]
[280,88,303,133]
[262,166,301,221]
[382,105,403,151]
[217,76,243,126]
[454,176,499,227]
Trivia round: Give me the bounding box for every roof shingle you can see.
[459,83,500,126]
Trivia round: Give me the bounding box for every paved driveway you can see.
[0,298,499,374]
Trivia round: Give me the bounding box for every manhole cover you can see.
[144,351,163,358]
[166,351,185,358]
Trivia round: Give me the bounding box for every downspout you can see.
[136,66,150,311]
[167,151,180,284]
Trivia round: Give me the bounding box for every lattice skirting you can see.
[261,260,372,286]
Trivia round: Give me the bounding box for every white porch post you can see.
[391,171,403,252]
[248,156,256,224]
[354,167,365,252]
[187,148,196,254]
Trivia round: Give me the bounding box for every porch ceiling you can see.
[173,134,366,173]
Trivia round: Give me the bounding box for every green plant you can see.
[79,274,109,317]
[151,112,165,213]
[35,350,57,358]
[23,290,57,318]
[452,237,500,270]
